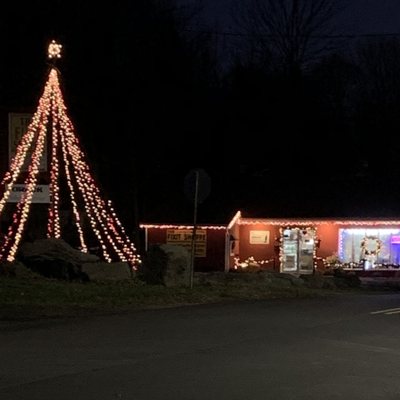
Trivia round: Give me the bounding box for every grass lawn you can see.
[0,273,340,321]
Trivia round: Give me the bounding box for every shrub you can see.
[137,245,168,285]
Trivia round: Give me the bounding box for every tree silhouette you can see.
[232,0,342,76]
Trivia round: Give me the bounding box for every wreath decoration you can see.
[360,236,382,256]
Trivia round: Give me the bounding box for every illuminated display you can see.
[338,228,400,267]
[0,43,139,267]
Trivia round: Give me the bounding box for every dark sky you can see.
[2,1,400,226]
[181,0,400,34]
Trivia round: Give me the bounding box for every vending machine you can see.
[281,228,315,274]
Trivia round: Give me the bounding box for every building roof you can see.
[139,223,226,230]
[229,211,400,227]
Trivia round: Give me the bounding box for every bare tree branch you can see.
[232,0,344,74]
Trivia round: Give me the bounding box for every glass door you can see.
[281,228,299,273]
[299,229,315,274]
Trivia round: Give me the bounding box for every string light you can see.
[233,256,274,269]
[139,224,226,230]
[227,210,241,230]
[238,219,400,226]
[47,81,61,238]
[48,40,62,59]
[0,57,139,267]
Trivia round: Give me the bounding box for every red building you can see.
[141,211,400,275]
[228,211,400,274]
[140,223,229,272]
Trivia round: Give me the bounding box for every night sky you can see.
[195,0,400,34]
[2,0,400,229]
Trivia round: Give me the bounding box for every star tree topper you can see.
[48,40,62,59]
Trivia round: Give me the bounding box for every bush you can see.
[137,245,168,285]
[333,268,361,288]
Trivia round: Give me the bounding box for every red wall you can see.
[235,222,400,272]
[146,228,226,272]
[317,224,340,259]
[237,224,280,271]
[236,223,349,271]
[235,222,345,271]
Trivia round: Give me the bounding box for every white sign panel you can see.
[8,113,47,172]
[166,229,207,257]
[7,184,50,204]
[249,230,270,244]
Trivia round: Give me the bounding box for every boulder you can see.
[1,260,43,279]
[17,238,99,280]
[140,244,190,286]
[14,261,43,279]
[160,244,190,287]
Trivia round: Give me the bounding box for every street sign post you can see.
[184,169,210,288]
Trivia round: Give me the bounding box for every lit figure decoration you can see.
[0,41,140,268]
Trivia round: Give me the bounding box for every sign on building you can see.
[6,184,50,204]
[166,229,207,257]
[8,113,47,172]
[249,230,270,244]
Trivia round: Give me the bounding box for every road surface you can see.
[1,292,400,399]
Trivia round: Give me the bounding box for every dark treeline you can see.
[1,0,400,228]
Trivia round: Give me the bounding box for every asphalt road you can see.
[1,292,400,400]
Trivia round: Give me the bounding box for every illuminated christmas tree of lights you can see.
[0,40,139,268]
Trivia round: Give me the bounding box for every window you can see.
[339,228,400,267]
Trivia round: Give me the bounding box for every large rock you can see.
[0,260,41,278]
[160,244,190,287]
[18,238,99,280]
[140,244,191,286]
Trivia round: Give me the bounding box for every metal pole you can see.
[189,170,199,289]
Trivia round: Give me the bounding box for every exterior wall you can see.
[144,220,400,274]
[235,221,400,272]
[235,222,339,272]
[236,223,280,271]
[316,222,340,270]
[317,224,340,259]
[234,222,340,272]
[228,220,240,269]
[145,228,226,272]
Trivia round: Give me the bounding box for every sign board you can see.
[166,229,207,257]
[8,113,47,172]
[6,184,50,204]
[391,235,400,244]
[249,230,270,244]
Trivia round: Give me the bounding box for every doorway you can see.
[280,227,316,274]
